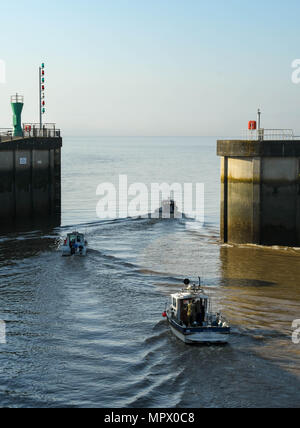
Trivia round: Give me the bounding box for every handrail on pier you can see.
[0,124,61,142]
[23,123,60,138]
[242,129,295,141]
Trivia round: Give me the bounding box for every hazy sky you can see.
[1,0,300,136]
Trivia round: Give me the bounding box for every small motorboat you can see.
[163,278,230,344]
[61,232,88,257]
[154,199,181,219]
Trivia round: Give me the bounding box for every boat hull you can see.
[61,245,87,257]
[154,208,184,220]
[168,319,230,345]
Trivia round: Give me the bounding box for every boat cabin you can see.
[161,199,175,212]
[63,232,86,255]
[170,287,209,327]
[65,232,84,245]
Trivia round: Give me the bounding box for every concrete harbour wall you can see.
[218,140,300,246]
[0,137,62,227]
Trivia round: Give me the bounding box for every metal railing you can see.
[23,123,57,129]
[11,94,24,104]
[242,129,295,141]
[0,128,13,137]
[0,124,61,142]
[23,123,61,138]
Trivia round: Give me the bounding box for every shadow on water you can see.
[0,224,61,265]
[216,244,300,388]
[0,217,61,236]
[219,278,277,288]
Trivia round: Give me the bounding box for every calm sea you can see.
[0,137,299,408]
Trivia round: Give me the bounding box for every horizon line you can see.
[62,135,228,138]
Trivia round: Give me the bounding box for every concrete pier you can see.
[0,134,62,228]
[217,139,300,247]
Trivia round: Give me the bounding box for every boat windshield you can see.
[69,234,83,243]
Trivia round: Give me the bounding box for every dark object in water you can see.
[156,199,180,219]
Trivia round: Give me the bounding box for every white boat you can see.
[163,279,230,344]
[61,232,88,257]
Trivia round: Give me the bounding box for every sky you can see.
[1,0,300,137]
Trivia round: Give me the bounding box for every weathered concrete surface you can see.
[218,140,300,247]
[227,158,253,244]
[0,151,14,220]
[218,140,300,157]
[0,137,62,227]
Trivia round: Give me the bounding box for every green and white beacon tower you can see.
[11,93,24,137]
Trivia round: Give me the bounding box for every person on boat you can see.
[69,238,76,255]
[170,200,175,214]
[180,305,188,326]
[187,301,194,326]
[196,303,205,326]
